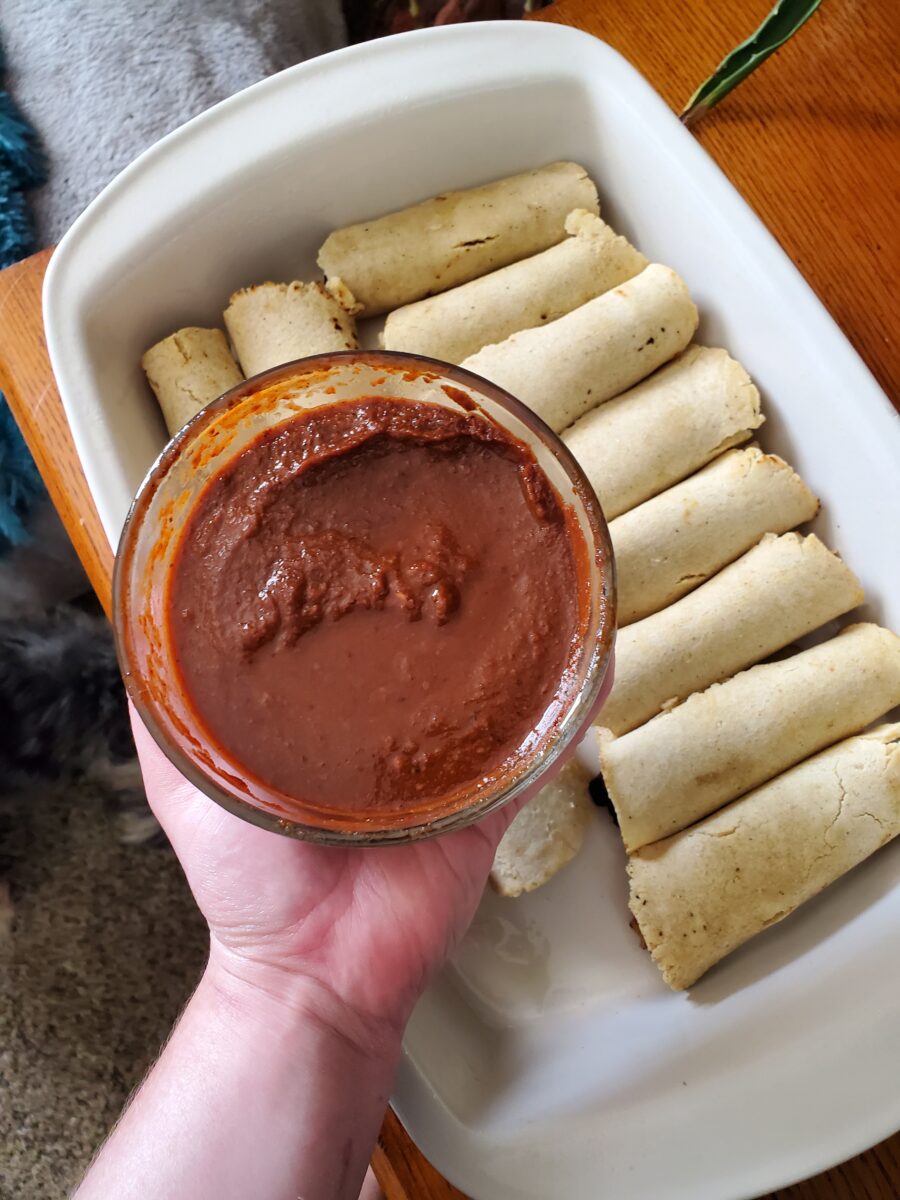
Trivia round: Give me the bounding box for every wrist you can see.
[77,941,405,1200]
[204,941,407,1065]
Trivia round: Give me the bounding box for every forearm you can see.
[75,949,403,1200]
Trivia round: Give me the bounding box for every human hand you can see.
[81,691,612,1200]
[133,656,613,1040]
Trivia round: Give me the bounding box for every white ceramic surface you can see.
[44,22,900,1200]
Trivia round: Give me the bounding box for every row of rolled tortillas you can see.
[460,262,698,432]
[318,164,697,432]
[598,530,863,737]
[143,164,694,439]
[148,256,691,437]
[143,164,702,461]
[495,444,899,986]
[137,164,899,989]
[602,622,900,852]
[141,162,592,430]
[311,166,900,986]
[485,339,891,919]
[629,723,900,990]
[492,534,881,899]
[463,258,882,926]
[380,209,648,364]
[502,715,900,979]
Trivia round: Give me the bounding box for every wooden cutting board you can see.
[1,1,897,1196]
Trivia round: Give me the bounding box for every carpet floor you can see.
[0,789,206,1198]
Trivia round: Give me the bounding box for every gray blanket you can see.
[2,0,346,243]
[0,0,346,613]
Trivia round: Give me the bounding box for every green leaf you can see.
[681,0,823,127]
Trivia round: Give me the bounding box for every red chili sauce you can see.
[167,396,586,815]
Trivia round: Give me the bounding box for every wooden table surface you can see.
[1,1,897,1197]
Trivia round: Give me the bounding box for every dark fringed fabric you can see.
[0,40,46,551]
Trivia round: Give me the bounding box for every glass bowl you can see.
[114,351,616,845]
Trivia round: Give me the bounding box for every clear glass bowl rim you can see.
[113,349,617,846]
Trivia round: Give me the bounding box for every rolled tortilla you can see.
[142,327,243,436]
[628,723,900,989]
[381,209,648,364]
[563,345,763,519]
[318,162,600,316]
[596,532,864,737]
[490,761,593,897]
[611,447,819,625]
[602,623,900,852]
[461,264,697,432]
[223,281,357,378]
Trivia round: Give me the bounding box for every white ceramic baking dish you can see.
[44,21,900,1200]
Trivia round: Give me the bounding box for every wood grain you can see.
[540,0,900,400]
[373,1110,467,1200]
[0,249,113,615]
[0,2,896,1197]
